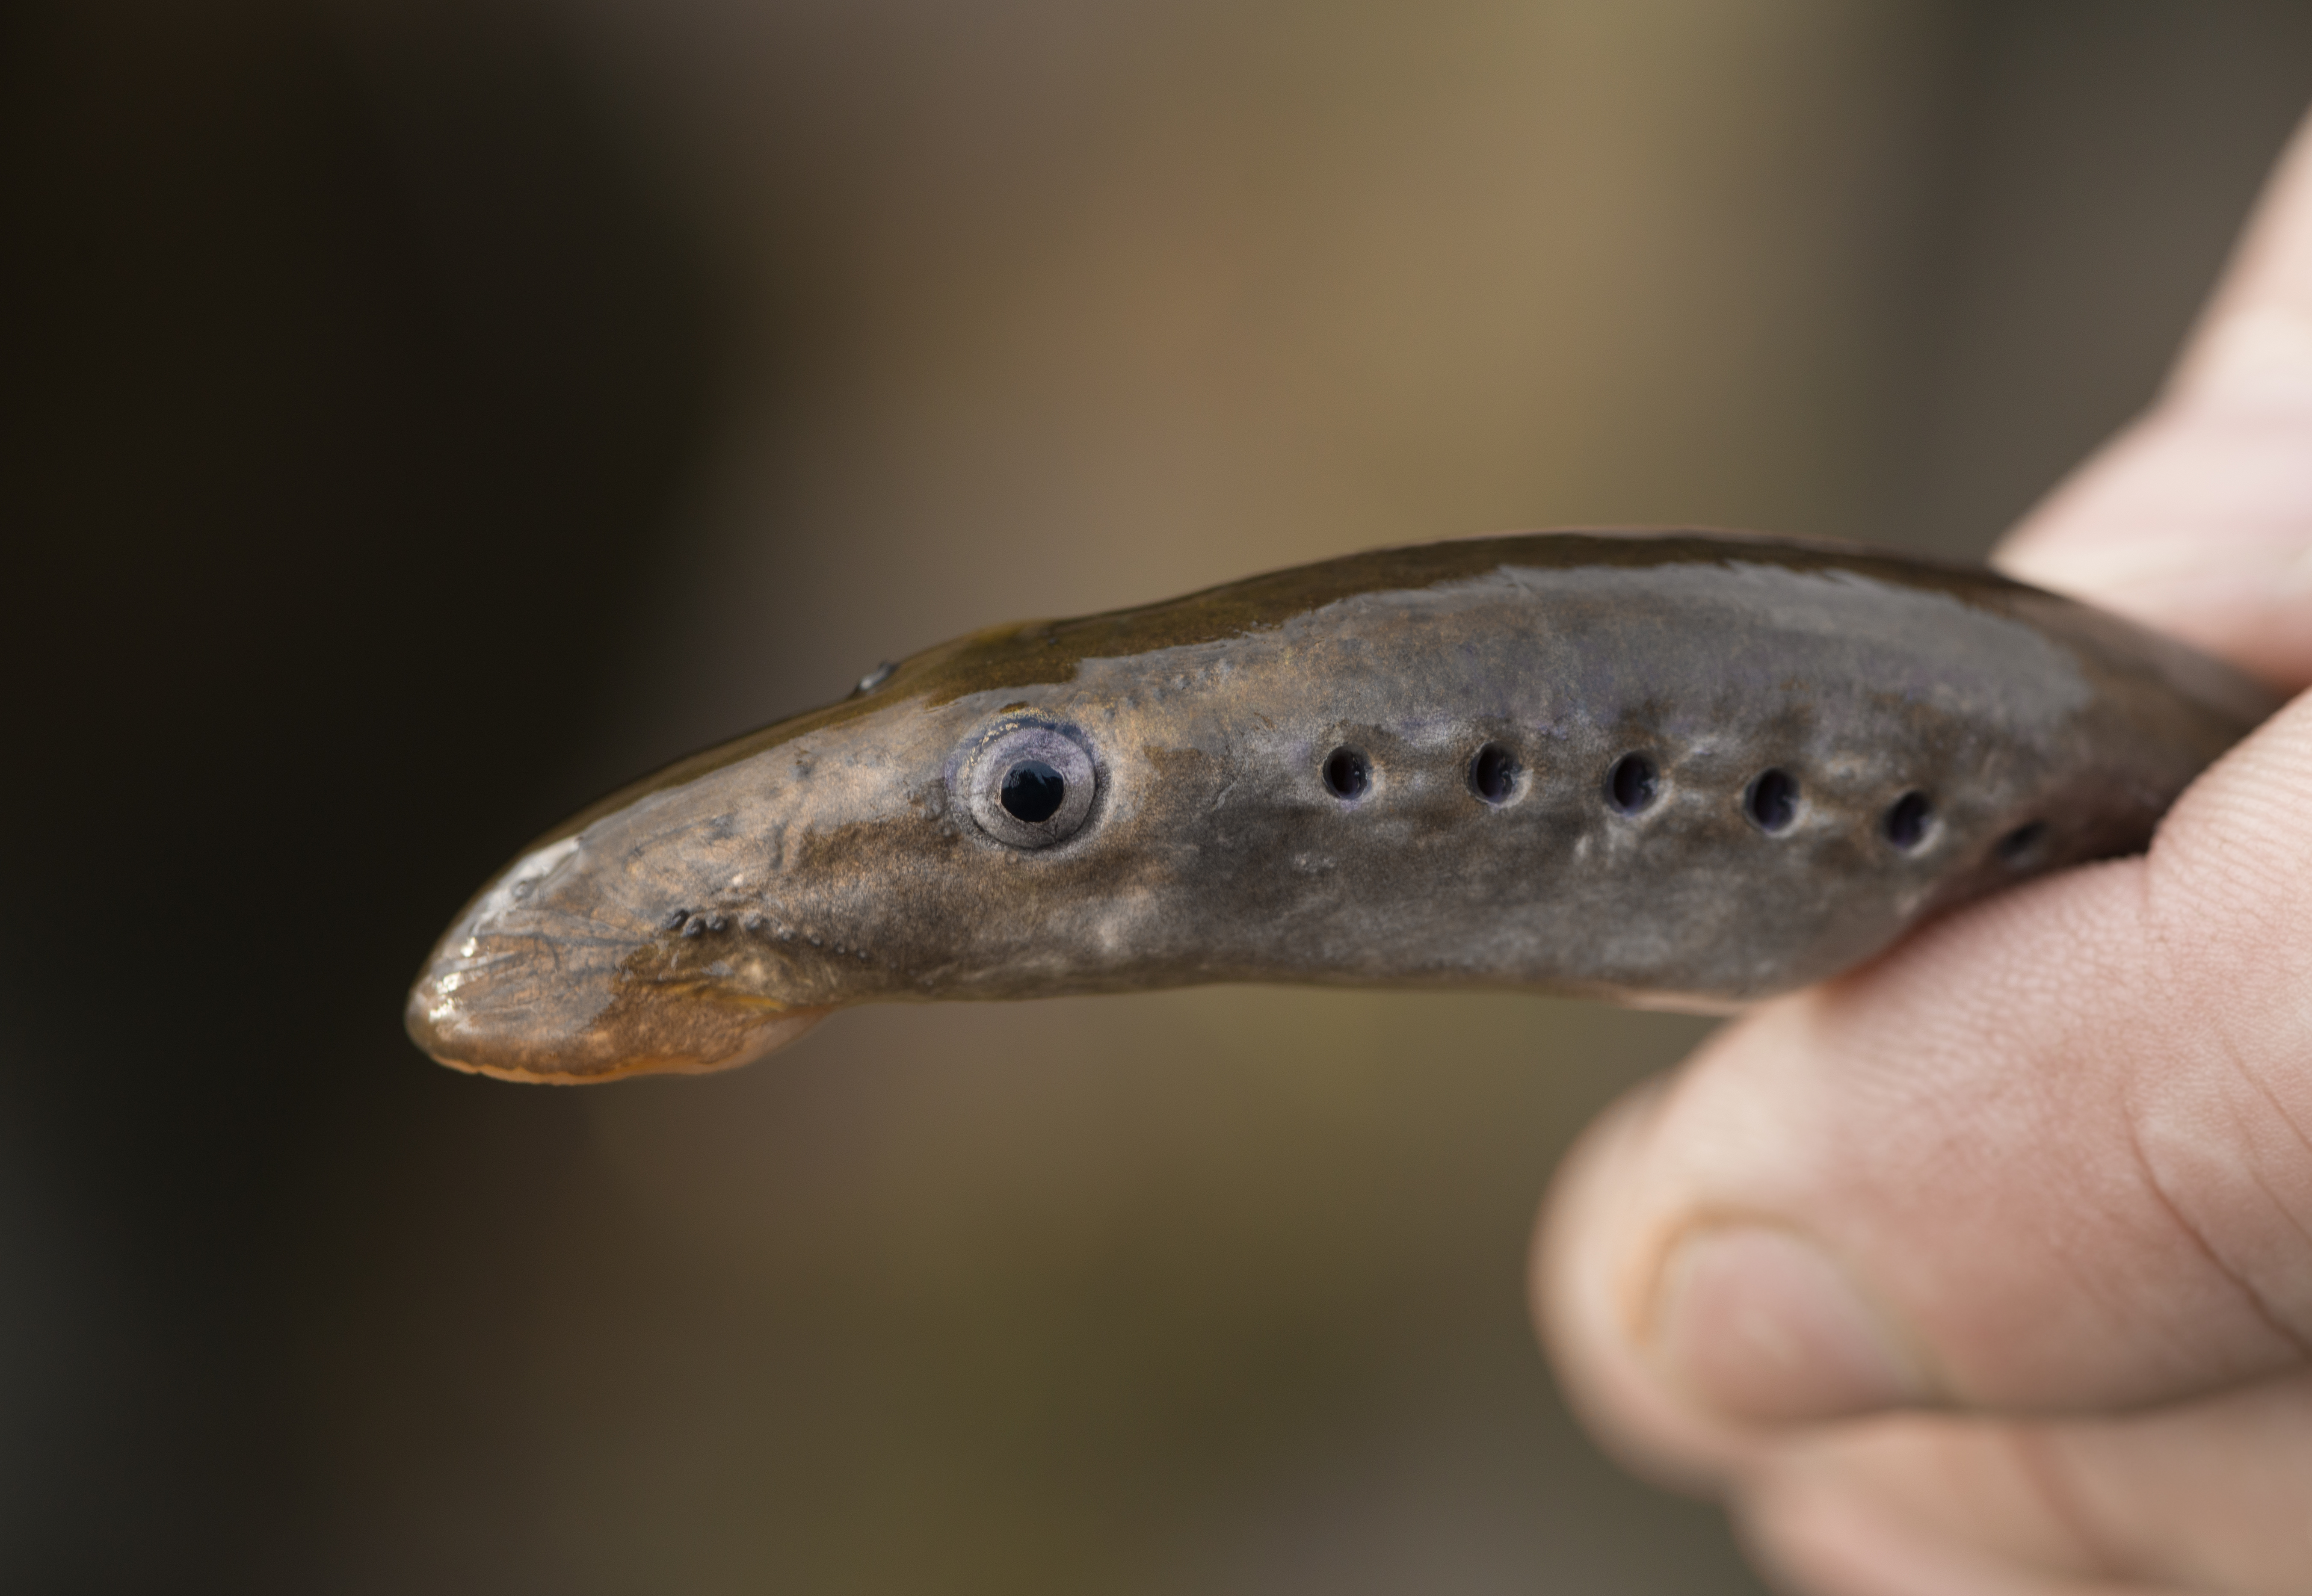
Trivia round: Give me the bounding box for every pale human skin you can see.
[1535,110,2312,1596]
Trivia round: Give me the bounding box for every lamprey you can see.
[406,532,2276,1082]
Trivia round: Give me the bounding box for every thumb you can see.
[2000,107,2312,693]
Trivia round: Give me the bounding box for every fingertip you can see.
[1538,1065,1937,1481]
[1534,1079,1759,1493]
[1535,1073,1720,1490]
[1732,1428,2020,1596]
[2167,104,2312,408]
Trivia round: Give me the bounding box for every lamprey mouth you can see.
[409,975,828,1084]
[405,833,835,1083]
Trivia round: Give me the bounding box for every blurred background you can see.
[4,0,2308,1589]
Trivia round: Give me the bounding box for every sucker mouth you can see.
[416,994,829,1085]
[406,923,832,1083]
[404,827,837,1083]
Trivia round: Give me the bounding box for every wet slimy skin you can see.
[405,532,2276,1084]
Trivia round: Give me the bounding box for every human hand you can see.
[1535,110,2312,1595]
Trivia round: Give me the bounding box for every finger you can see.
[1999,108,2312,692]
[1736,1369,2312,1596]
[1535,1079,1759,1491]
[1538,685,2312,1457]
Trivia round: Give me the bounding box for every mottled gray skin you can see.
[406,532,2276,1082]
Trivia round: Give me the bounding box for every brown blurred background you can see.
[4,2,2308,1590]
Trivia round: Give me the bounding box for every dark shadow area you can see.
[1,0,720,1584]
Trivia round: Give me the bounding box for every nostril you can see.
[999,759,1067,822]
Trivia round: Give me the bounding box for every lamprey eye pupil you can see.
[1000,760,1067,823]
[1997,820,2049,869]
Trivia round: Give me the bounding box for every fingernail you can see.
[1649,1224,1927,1423]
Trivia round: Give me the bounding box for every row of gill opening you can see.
[1321,742,2046,864]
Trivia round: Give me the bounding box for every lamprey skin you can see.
[406,532,2277,1083]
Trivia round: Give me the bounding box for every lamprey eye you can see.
[1322,746,1371,801]
[964,723,1098,848]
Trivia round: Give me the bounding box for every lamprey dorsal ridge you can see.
[407,532,2277,1083]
